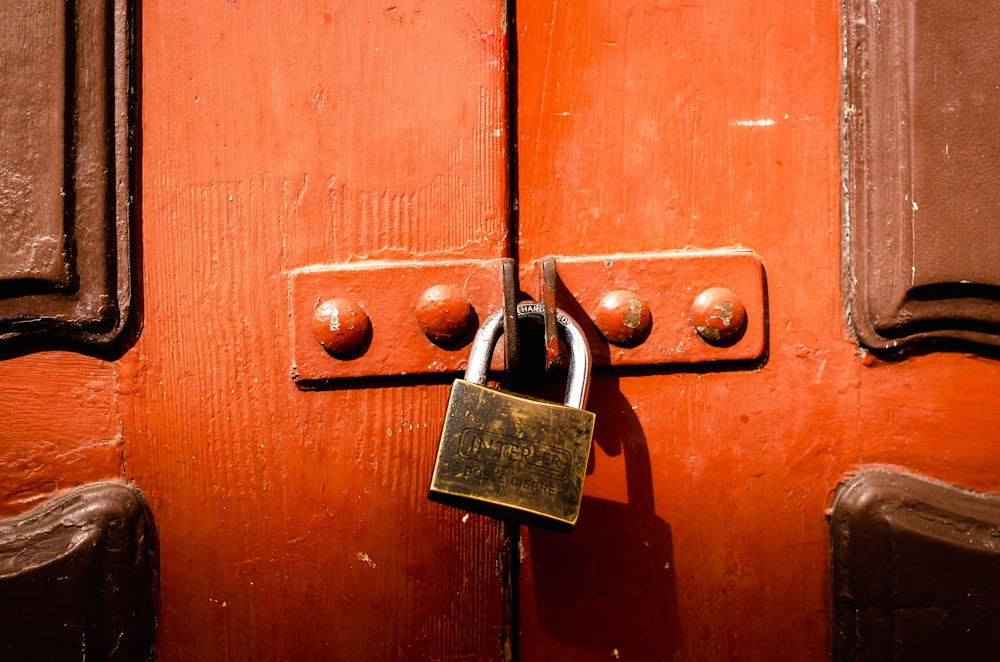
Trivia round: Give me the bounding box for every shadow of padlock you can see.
[523,375,680,661]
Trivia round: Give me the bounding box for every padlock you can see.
[428,302,596,530]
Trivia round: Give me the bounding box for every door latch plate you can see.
[289,249,766,383]
[532,250,766,369]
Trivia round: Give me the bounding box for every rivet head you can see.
[415,284,473,343]
[594,289,653,347]
[691,287,746,343]
[312,298,371,355]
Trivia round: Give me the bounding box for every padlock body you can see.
[429,379,595,530]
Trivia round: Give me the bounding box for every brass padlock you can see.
[428,302,595,530]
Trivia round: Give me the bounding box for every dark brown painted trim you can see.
[831,470,1000,660]
[0,482,157,661]
[843,1,1000,353]
[0,0,134,350]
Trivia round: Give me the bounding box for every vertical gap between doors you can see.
[505,0,520,266]
[501,2,521,661]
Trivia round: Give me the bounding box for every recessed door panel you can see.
[845,0,1000,350]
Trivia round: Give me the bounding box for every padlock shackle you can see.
[465,302,592,410]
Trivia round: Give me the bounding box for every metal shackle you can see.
[464,302,592,410]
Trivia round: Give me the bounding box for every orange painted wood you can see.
[516,1,1000,660]
[123,2,508,659]
[0,353,123,517]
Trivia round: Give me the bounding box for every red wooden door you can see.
[514,2,1000,660]
[2,1,1000,661]
[126,3,511,659]
[4,1,511,660]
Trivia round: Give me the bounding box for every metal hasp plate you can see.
[291,260,507,383]
[844,0,1000,353]
[830,470,1000,661]
[527,250,766,368]
[289,249,765,382]
[0,0,134,349]
[0,482,157,661]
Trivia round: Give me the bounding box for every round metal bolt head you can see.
[691,287,746,343]
[415,284,473,343]
[594,289,653,347]
[312,298,371,355]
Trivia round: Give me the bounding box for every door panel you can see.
[516,1,1000,660]
[0,483,155,660]
[0,0,133,347]
[844,0,1000,350]
[125,2,508,659]
[831,470,1000,660]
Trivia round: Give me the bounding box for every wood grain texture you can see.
[515,1,1000,660]
[125,1,507,659]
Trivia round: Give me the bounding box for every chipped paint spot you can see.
[622,297,644,329]
[733,118,776,127]
[356,552,376,568]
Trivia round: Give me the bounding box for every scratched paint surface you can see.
[516,1,1000,660]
